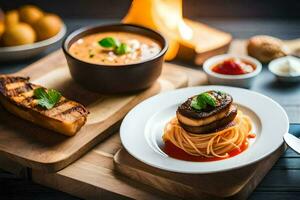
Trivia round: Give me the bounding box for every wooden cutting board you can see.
[177,19,232,65]
[0,50,207,172]
[114,145,285,200]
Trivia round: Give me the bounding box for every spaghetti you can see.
[163,111,254,160]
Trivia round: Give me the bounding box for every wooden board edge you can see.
[0,155,29,178]
[0,111,122,173]
[194,42,231,65]
[31,155,178,200]
[32,169,131,200]
[177,40,231,66]
[114,149,216,199]
[113,144,286,199]
[230,144,286,200]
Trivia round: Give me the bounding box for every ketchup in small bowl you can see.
[212,58,255,75]
[203,54,262,88]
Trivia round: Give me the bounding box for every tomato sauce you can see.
[212,58,255,75]
[164,139,251,162]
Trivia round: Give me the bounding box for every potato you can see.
[2,22,36,46]
[4,10,19,27]
[19,5,43,25]
[33,14,62,41]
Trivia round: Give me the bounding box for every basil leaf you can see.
[98,37,118,48]
[191,97,202,110]
[191,96,206,110]
[200,93,217,107]
[34,88,61,110]
[47,89,62,104]
[115,43,130,55]
[37,98,54,110]
[191,92,217,111]
[34,88,48,101]
[98,36,130,55]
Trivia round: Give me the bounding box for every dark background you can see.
[0,0,300,19]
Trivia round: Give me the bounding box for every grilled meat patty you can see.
[177,91,236,134]
[0,75,89,136]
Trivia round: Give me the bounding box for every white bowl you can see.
[0,24,66,62]
[268,56,300,83]
[203,54,262,88]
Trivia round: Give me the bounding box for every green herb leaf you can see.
[199,93,217,107]
[191,97,205,110]
[34,88,61,110]
[34,87,48,101]
[115,43,130,55]
[98,37,118,48]
[98,37,130,55]
[191,92,217,111]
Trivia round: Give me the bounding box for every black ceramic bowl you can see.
[62,24,168,94]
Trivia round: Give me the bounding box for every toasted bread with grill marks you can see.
[0,75,89,136]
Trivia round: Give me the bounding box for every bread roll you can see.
[247,35,287,63]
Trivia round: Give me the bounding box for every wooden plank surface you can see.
[0,50,207,173]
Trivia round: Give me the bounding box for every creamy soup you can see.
[69,32,162,65]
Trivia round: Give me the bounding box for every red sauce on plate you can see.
[212,58,255,75]
[164,138,253,162]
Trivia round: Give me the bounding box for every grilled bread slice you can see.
[0,75,89,136]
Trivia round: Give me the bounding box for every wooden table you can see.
[1,18,300,200]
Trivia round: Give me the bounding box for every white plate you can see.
[0,24,66,62]
[120,86,289,174]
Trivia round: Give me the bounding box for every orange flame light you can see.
[123,0,193,60]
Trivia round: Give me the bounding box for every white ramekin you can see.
[203,54,262,88]
[268,56,300,83]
